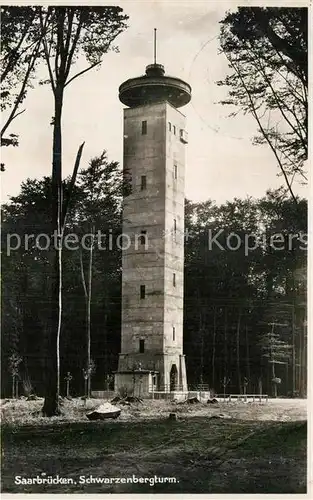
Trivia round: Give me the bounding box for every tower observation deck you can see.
[119,63,191,109]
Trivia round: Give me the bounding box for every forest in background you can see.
[1,6,307,413]
[1,155,307,398]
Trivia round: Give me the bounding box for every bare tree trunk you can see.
[258,378,262,399]
[57,245,62,397]
[292,304,296,395]
[42,89,63,416]
[86,227,94,398]
[298,313,302,395]
[80,249,88,394]
[223,307,228,380]
[236,308,242,393]
[272,361,277,398]
[212,306,216,388]
[270,321,277,398]
[303,322,307,397]
[196,289,203,385]
[80,229,94,399]
[199,313,204,385]
[104,294,108,378]
[245,323,251,384]
[301,318,307,397]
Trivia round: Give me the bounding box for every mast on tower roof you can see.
[154,28,157,65]
[118,28,191,108]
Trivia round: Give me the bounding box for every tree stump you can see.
[169,412,177,421]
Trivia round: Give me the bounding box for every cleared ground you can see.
[1,398,307,494]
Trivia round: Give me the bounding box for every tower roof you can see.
[119,30,191,109]
[119,64,192,108]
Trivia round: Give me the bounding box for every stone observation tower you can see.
[114,30,191,397]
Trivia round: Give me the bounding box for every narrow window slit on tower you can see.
[168,122,171,132]
[141,175,146,190]
[173,273,176,287]
[174,163,177,179]
[142,120,147,135]
[173,327,176,341]
[140,230,147,246]
[173,125,176,135]
[139,339,145,353]
[180,128,188,144]
[173,218,177,241]
[140,285,146,299]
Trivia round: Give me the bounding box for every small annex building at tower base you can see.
[114,353,187,398]
[113,372,210,401]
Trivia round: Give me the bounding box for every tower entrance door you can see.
[170,364,178,392]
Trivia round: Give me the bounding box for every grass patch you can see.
[1,398,307,494]
[236,420,307,456]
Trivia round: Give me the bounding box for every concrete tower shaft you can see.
[114,53,191,396]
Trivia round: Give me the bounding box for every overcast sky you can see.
[1,0,308,204]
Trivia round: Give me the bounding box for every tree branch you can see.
[229,56,298,205]
[8,108,26,124]
[279,149,308,182]
[0,9,36,83]
[79,248,88,299]
[1,47,38,138]
[253,52,307,155]
[64,12,83,82]
[256,9,307,88]
[64,61,101,88]
[63,10,74,62]
[61,141,85,229]
[39,9,56,94]
[1,10,52,138]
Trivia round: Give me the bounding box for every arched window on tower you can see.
[138,230,147,248]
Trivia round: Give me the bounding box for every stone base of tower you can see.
[114,352,187,397]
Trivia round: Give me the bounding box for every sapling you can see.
[243,377,249,401]
[82,359,96,399]
[64,372,73,398]
[222,376,230,402]
[8,353,22,399]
